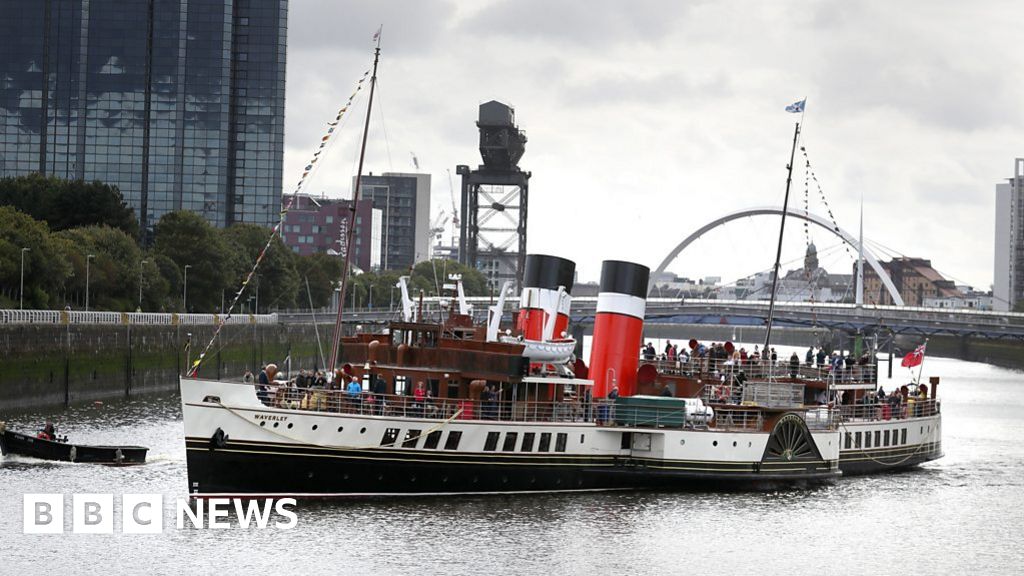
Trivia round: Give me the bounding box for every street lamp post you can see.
[19,247,30,310]
[85,254,95,312]
[138,259,149,311]
[183,264,192,312]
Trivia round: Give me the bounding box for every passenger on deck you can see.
[806,347,814,365]
[372,375,387,415]
[347,376,363,412]
[256,365,273,406]
[789,352,801,378]
[414,382,427,417]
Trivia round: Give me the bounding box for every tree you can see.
[0,174,139,238]
[221,224,299,312]
[153,211,231,313]
[409,259,491,297]
[295,252,344,309]
[0,206,72,308]
[56,225,150,311]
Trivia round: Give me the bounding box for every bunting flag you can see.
[187,56,376,377]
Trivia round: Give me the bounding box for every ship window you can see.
[443,431,462,450]
[901,428,907,445]
[502,432,518,452]
[865,432,871,448]
[428,379,440,397]
[854,432,861,448]
[844,432,852,449]
[395,375,409,396]
[621,432,632,450]
[381,428,400,446]
[538,433,552,452]
[555,433,567,453]
[403,429,421,448]
[884,430,890,446]
[447,381,459,399]
[521,432,535,452]
[484,431,500,451]
[874,431,881,447]
[424,430,442,449]
[580,434,585,444]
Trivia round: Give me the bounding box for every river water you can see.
[2,355,1022,576]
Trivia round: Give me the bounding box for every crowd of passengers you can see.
[245,363,514,420]
[642,340,875,382]
[843,383,936,420]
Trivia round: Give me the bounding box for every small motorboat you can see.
[0,422,148,465]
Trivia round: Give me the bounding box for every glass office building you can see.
[0,0,287,233]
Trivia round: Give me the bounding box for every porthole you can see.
[472,476,479,483]
[337,426,344,432]
[260,421,266,427]
[748,442,752,447]
[312,424,318,431]
[502,476,508,484]
[287,423,293,429]
[732,441,737,447]
[307,471,314,479]
[273,422,279,428]
[343,474,349,480]
[713,440,718,447]
[442,476,448,483]
[360,427,367,434]
[377,474,383,480]
[410,476,416,482]
[679,439,685,446]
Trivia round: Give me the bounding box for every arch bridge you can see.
[648,206,905,306]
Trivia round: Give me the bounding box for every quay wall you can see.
[0,323,331,411]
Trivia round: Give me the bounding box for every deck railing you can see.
[839,398,939,422]
[248,383,751,430]
[640,356,877,384]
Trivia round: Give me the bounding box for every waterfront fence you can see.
[0,309,278,326]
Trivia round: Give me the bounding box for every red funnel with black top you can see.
[516,254,576,341]
[589,260,649,398]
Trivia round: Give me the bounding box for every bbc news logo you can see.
[24,494,297,533]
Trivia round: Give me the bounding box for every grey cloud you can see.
[459,0,696,47]
[288,0,456,54]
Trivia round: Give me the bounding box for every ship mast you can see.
[763,121,801,356]
[328,37,381,371]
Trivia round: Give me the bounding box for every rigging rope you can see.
[187,60,375,377]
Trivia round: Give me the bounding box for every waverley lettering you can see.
[254,413,289,421]
[23,494,297,533]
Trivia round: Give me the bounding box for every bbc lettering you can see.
[24,494,297,533]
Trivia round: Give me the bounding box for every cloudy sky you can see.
[282,0,1022,291]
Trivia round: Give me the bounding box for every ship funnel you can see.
[516,254,575,342]
[589,260,649,398]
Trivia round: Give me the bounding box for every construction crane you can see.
[446,168,459,247]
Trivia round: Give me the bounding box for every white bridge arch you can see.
[649,206,905,306]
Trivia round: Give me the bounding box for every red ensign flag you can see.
[901,342,927,368]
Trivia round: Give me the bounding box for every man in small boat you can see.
[37,422,56,441]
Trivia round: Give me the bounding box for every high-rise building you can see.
[356,172,431,271]
[994,158,1023,312]
[280,193,380,272]
[0,0,287,234]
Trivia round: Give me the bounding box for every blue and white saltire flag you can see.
[785,99,806,113]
